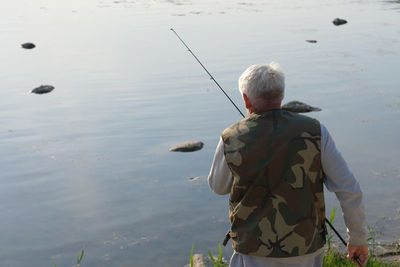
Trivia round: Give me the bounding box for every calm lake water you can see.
[1,0,399,266]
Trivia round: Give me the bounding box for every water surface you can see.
[0,0,399,266]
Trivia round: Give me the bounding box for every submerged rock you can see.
[332,18,347,26]
[21,42,36,49]
[169,141,204,152]
[31,85,54,94]
[282,101,321,113]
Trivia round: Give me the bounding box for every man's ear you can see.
[243,93,252,109]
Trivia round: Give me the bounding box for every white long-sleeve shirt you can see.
[208,123,367,266]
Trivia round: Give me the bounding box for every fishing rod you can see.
[171,28,363,267]
[170,28,245,118]
[325,218,363,266]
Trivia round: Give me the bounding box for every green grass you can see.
[190,244,194,267]
[189,246,398,267]
[326,206,337,252]
[323,250,398,267]
[52,249,84,267]
[207,245,226,267]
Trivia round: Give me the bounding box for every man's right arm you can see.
[207,137,233,195]
[321,124,368,266]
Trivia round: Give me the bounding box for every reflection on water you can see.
[382,0,400,9]
[0,0,400,266]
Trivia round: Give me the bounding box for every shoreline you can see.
[328,240,400,263]
[186,248,400,267]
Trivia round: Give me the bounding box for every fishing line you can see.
[171,28,363,267]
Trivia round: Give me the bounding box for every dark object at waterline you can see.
[306,40,317,43]
[332,18,347,26]
[169,141,204,152]
[282,101,321,113]
[21,42,36,49]
[31,85,54,94]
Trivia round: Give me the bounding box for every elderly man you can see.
[208,62,368,267]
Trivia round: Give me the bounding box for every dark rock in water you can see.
[332,18,347,26]
[21,42,36,49]
[31,85,54,94]
[169,141,204,152]
[282,101,321,113]
[306,40,317,43]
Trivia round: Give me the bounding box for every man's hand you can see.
[347,243,368,266]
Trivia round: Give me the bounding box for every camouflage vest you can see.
[221,109,326,258]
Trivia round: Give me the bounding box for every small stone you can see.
[169,141,204,152]
[21,42,36,49]
[31,85,55,94]
[332,18,347,26]
[306,40,317,43]
[281,101,321,113]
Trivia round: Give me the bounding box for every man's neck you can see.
[248,102,282,114]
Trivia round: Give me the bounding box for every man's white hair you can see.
[238,62,285,108]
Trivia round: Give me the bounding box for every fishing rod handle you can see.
[325,219,363,266]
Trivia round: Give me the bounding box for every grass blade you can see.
[207,250,217,265]
[329,207,336,223]
[190,244,194,267]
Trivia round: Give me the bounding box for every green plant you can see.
[76,249,84,267]
[326,207,337,252]
[367,219,386,258]
[189,244,227,267]
[323,250,398,266]
[367,224,377,257]
[207,245,226,267]
[190,243,194,267]
[52,249,84,267]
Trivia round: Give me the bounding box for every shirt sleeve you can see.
[321,123,367,246]
[207,137,233,195]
